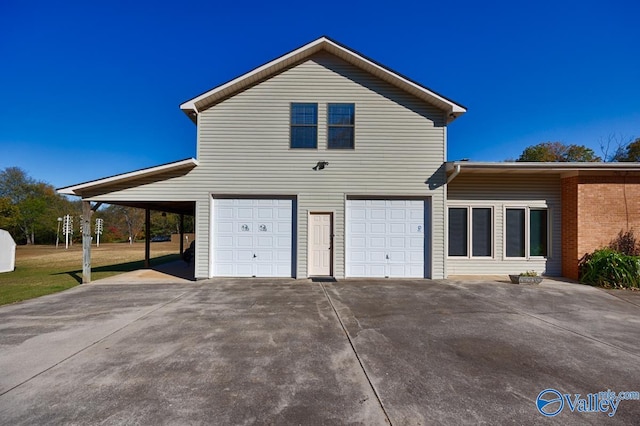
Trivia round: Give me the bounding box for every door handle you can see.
[386,254,389,260]
[253,254,257,258]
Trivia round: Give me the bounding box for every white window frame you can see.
[503,206,550,260]
[447,205,494,259]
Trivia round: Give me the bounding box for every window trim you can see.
[290,102,318,149]
[503,206,550,260]
[447,205,495,259]
[327,103,355,150]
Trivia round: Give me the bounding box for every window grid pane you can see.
[328,104,354,125]
[530,209,548,257]
[448,208,468,257]
[328,103,354,149]
[472,208,492,257]
[291,103,317,125]
[291,103,317,148]
[506,209,525,257]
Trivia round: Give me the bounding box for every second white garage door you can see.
[346,199,426,278]
[213,198,293,277]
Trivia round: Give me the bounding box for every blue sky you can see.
[1,0,638,188]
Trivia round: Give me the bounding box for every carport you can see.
[58,159,198,283]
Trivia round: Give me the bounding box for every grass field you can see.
[0,242,181,306]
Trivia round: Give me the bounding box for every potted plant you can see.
[509,270,543,285]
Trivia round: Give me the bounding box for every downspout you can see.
[447,164,461,183]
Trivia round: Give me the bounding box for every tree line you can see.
[0,167,192,245]
[515,137,640,162]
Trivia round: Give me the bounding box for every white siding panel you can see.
[447,174,562,276]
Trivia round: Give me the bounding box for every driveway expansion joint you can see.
[319,283,393,426]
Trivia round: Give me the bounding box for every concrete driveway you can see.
[0,277,638,425]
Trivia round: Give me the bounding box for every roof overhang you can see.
[446,161,640,179]
[57,158,199,196]
[180,36,466,124]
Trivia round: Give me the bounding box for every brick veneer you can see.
[561,174,640,280]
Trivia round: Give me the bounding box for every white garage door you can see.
[346,199,426,278]
[213,199,293,277]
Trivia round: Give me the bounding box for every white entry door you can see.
[213,198,293,277]
[346,199,426,278]
[309,213,332,276]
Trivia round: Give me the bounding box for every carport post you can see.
[179,214,185,254]
[82,201,94,283]
[144,208,151,268]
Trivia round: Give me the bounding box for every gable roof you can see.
[180,36,466,123]
[58,158,198,196]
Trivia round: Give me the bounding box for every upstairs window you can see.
[290,103,317,148]
[328,103,355,149]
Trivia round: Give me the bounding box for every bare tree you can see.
[112,206,145,244]
[599,133,633,162]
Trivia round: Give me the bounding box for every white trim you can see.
[502,205,550,261]
[446,205,495,260]
[307,211,335,277]
[447,161,640,174]
[180,37,466,120]
[58,158,199,195]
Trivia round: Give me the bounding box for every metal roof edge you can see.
[446,161,640,173]
[57,158,199,196]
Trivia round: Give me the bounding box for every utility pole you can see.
[95,218,104,247]
[63,215,73,249]
[56,217,62,248]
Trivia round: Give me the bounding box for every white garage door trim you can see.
[212,197,295,277]
[346,198,429,278]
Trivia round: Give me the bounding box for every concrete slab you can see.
[0,280,386,425]
[325,279,640,425]
[0,277,638,424]
[92,260,194,284]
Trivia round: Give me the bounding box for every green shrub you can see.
[579,248,640,289]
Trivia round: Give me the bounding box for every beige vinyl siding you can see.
[196,52,446,279]
[86,51,448,279]
[446,174,562,276]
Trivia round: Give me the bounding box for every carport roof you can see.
[57,158,198,215]
[57,158,198,196]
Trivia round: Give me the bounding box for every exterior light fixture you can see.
[313,161,329,171]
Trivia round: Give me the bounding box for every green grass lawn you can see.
[0,243,181,306]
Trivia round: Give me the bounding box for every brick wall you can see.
[562,174,640,280]
[561,177,579,279]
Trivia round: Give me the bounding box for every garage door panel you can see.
[213,198,293,277]
[369,265,386,276]
[390,223,406,234]
[369,250,386,262]
[347,199,426,278]
[370,223,385,233]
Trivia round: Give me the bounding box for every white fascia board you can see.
[58,158,199,196]
[447,161,640,173]
[180,37,466,118]
[323,40,466,115]
[179,37,327,112]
